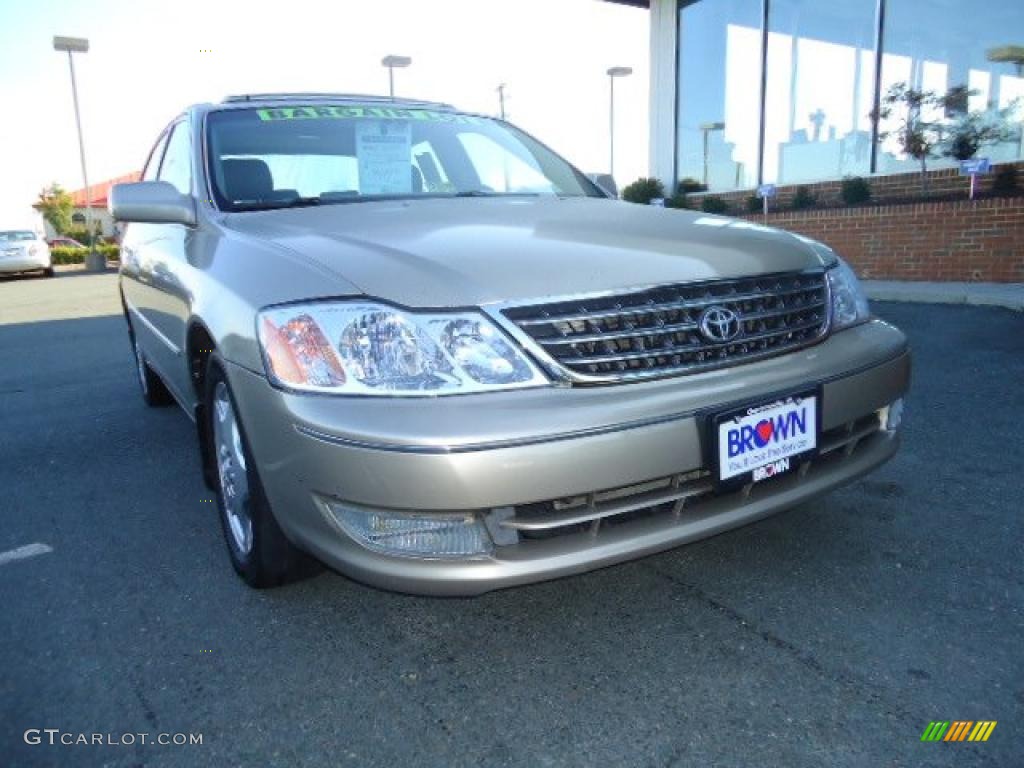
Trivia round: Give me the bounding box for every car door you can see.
[123,119,196,404]
[121,127,168,358]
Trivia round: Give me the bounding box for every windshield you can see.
[205,105,603,211]
[0,231,37,242]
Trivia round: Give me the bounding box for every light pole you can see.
[54,35,103,271]
[606,66,632,180]
[497,83,508,120]
[699,121,726,187]
[381,55,412,99]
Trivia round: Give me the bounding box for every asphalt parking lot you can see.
[1,270,1021,767]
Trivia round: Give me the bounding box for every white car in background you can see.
[0,230,54,277]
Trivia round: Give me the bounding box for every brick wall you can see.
[702,160,1024,209]
[675,160,1023,282]
[737,197,1024,283]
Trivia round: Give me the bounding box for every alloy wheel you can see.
[213,381,253,555]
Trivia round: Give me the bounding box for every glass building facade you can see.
[675,0,1024,192]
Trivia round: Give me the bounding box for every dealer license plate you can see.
[715,393,818,483]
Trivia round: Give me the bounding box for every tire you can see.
[43,266,55,278]
[128,320,174,407]
[204,357,319,588]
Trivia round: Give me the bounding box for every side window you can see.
[158,122,193,195]
[142,132,169,181]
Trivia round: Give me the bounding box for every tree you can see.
[940,96,1017,161]
[877,83,946,192]
[878,82,1018,192]
[36,183,74,235]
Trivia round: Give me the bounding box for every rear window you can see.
[0,231,36,242]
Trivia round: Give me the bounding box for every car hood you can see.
[221,197,833,307]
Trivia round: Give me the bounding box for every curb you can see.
[864,281,1024,312]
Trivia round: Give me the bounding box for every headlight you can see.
[28,244,38,256]
[827,259,870,331]
[257,301,548,395]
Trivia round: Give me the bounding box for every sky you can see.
[0,0,649,226]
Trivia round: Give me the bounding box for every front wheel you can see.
[205,358,319,588]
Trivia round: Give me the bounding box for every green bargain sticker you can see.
[255,105,485,124]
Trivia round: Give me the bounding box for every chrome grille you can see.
[502,270,830,381]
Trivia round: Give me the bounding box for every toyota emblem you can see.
[698,305,741,343]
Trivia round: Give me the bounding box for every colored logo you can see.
[698,305,741,343]
[921,721,997,742]
[727,407,808,458]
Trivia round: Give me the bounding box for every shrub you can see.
[676,178,708,195]
[791,186,816,210]
[50,245,120,265]
[63,225,104,246]
[991,165,1019,196]
[664,194,690,209]
[745,195,762,213]
[622,177,666,205]
[700,196,729,214]
[840,176,872,205]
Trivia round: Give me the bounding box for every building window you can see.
[763,0,877,185]
[674,0,1024,192]
[879,0,1024,173]
[676,0,762,192]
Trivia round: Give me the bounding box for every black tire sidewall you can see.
[126,317,173,407]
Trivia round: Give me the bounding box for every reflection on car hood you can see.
[221,197,831,307]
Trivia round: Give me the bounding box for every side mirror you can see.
[588,173,618,198]
[109,181,196,226]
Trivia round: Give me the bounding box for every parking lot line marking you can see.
[0,542,53,567]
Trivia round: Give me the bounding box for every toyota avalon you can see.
[110,94,909,595]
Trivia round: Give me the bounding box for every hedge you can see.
[622,177,665,205]
[50,245,121,265]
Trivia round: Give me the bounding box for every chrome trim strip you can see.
[125,299,182,356]
[538,318,700,346]
[565,316,826,366]
[513,279,825,327]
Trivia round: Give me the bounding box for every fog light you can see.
[883,397,904,431]
[327,503,493,559]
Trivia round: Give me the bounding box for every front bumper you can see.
[228,318,910,595]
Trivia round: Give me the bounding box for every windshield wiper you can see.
[452,190,541,198]
[230,196,324,212]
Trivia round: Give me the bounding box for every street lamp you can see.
[606,66,632,180]
[699,121,726,187]
[53,35,103,272]
[496,83,508,120]
[381,55,412,99]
